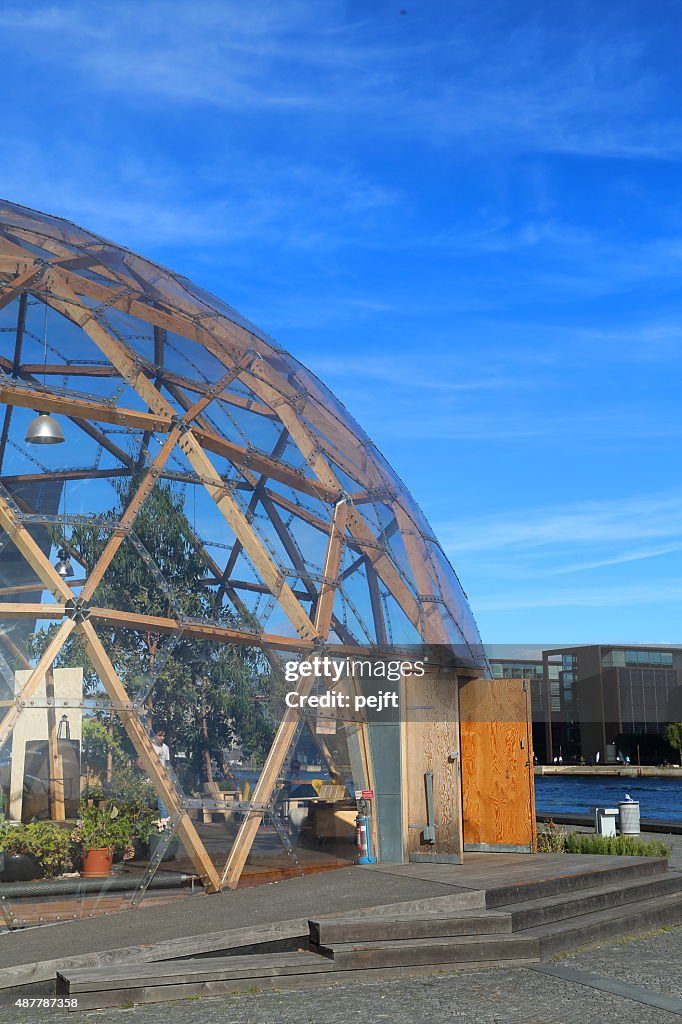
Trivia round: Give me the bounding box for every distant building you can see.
[489,654,560,763]
[542,646,682,765]
[489,646,682,764]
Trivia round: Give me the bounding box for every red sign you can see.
[361,789,374,799]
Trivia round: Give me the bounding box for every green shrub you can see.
[566,833,671,858]
[0,821,73,877]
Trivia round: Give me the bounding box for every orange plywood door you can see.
[401,668,463,864]
[459,677,536,852]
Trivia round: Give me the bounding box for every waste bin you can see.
[619,800,640,835]
[594,807,618,836]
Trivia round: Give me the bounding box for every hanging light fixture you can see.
[26,411,65,444]
[55,547,74,578]
[25,286,64,445]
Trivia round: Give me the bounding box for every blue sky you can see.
[2,0,682,644]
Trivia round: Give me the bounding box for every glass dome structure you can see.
[0,200,485,911]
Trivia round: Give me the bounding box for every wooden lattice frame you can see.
[0,202,486,890]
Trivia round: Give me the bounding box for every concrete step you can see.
[504,870,682,930]
[312,932,539,969]
[528,891,682,956]
[484,856,668,908]
[309,909,512,945]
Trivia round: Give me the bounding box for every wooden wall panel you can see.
[401,669,461,861]
[459,677,535,850]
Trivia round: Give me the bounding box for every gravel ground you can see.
[1,925,680,1024]
[561,924,682,1000]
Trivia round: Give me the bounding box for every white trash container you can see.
[594,807,618,836]
[619,800,640,835]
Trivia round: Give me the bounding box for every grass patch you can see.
[566,833,671,857]
[537,822,671,857]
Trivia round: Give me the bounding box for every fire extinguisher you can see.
[355,800,376,864]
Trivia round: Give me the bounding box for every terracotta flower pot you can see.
[80,847,113,878]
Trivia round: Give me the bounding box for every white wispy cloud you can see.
[438,491,682,554]
[473,581,682,612]
[548,543,682,575]
[2,1,682,160]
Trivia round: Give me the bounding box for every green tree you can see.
[664,722,682,763]
[31,477,274,789]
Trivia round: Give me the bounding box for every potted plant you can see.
[72,803,134,877]
[0,821,73,881]
[104,764,158,859]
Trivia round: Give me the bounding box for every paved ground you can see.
[1,836,681,1021]
[1,925,680,1023]
[0,866,461,968]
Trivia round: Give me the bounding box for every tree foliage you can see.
[31,477,274,787]
[664,722,682,760]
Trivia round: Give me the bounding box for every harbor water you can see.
[535,775,682,822]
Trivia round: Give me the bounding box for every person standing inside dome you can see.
[137,723,171,817]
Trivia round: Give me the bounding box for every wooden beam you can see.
[0,618,76,755]
[0,293,27,474]
[0,603,67,619]
[176,433,318,641]
[0,263,45,312]
[221,668,317,888]
[393,505,449,644]
[0,383,172,433]
[77,619,222,893]
[46,669,65,821]
[87,606,372,657]
[0,493,74,603]
[192,428,339,503]
[40,275,321,641]
[80,428,181,603]
[0,630,31,669]
[212,428,290,611]
[366,560,388,645]
[313,499,349,640]
[0,354,135,470]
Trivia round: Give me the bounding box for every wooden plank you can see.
[309,912,512,944]
[459,677,535,849]
[77,619,222,893]
[316,933,539,969]
[60,953,333,992]
[401,667,462,862]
